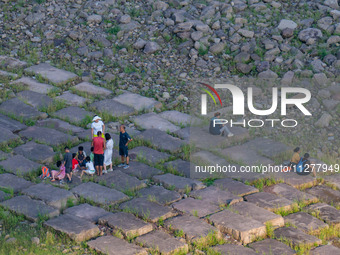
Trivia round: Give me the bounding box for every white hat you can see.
[92,116,101,122]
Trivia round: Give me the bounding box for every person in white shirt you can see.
[103,133,114,173]
[91,115,105,139]
[80,156,95,178]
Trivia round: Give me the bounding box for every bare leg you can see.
[96,165,99,175]
[104,164,107,171]
[99,166,103,176]
[121,156,125,164]
[126,156,129,165]
[109,163,113,170]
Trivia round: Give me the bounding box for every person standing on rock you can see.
[92,131,106,176]
[103,133,114,173]
[118,125,132,169]
[63,147,73,183]
[91,115,105,139]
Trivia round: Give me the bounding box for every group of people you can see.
[289,147,315,176]
[46,115,133,184]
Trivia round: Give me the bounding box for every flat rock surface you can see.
[164,159,191,178]
[36,118,85,134]
[0,173,34,193]
[17,90,53,109]
[133,113,180,133]
[130,146,170,164]
[122,161,162,180]
[70,141,92,156]
[152,173,205,193]
[230,201,284,227]
[158,110,200,126]
[0,150,9,161]
[19,126,78,146]
[0,113,27,132]
[25,63,78,85]
[0,155,41,175]
[190,186,242,206]
[324,174,340,190]
[138,185,182,205]
[174,127,190,140]
[1,195,59,221]
[306,203,340,225]
[13,141,55,164]
[213,243,257,255]
[22,183,76,209]
[0,126,19,144]
[137,129,185,152]
[91,99,135,117]
[113,92,161,111]
[55,91,88,106]
[0,98,47,120]
[284,212,328,233]
[310,245,340,255]
[54,106,94,124]
[44,214,99,242]
[64,203,109,223]
[136,230,188,254]
[0,190,10,202]
[245,192,295,212]
[165,215,220,241]
[209,209,266,244]
[119,197,176,222]
[305,185,340,207]
[172,197,221,217]
[72,81,112,96]
[248,238,295,255]
[242,138,291,159]
[275,172,317,189]
[12,77,55,94]
[87,236,147,255]
[99,212,153,236]
[71,182,129,205]
[214,178,259,196]
[273,226,322,247]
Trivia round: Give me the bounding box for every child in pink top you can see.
[51,161,65,182]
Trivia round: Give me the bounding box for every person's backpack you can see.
[40,166,50,179]
[296,157,307,174]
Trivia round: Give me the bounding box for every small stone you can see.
[31,237,40,245]
[315,112,332,127]
[277,19,297,30]
[119,14,131,24]
[87,15,102,24]
[143,42,161,54]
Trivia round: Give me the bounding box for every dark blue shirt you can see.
[119,132,131,148]
[209,117,222,135]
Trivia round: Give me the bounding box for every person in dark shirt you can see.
[118,125,133,169]
[209,112,234,137]
[63,147,73,183]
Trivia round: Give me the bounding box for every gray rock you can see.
[0,55,27,69]
[36,118,84,135]
[13,141,55,164]
[0,98,47,120]
[273,227,321,247]
[138,185,181,205]
[298,28,323,45]
[55,91,88,107]
[0,113,26,132]
[119,14,131,24]
[133,113,180,132]
[305,185,340,207]
[311,59,325,72]
[25,12,45,26]
[214,178,259,197]
[213,243,257,255]
[0,173,34,193]
[158,110,200,126]
[315,112,332,127]
[0,190,10,202]
[317,17,333,31]
[172,197,221,217]
[91,99,135,117]
[242,138,291,159]
[112,92,162,112]
[87,14,102,24]
[284,212,328,233]
[11,77,55,94]
[324,0,339,9]
[143,42,161,54]
[31,237,40,245]
[306,203,340,225]
[133,39,147,49]
[238,29,254,38]
[17,90,53,109]
[277,19,297,30]
[0,155,41,175]
[0,126,19,144]
[245,192,294,212]
[310,245,340,255]
[64,203,110,223]
[248,239,295,255]
[153,173,205,193]
[190,186,242,206]
[210,42,226,54]
[122,161,162,180]
[164,159,190,177]
[53,106,94,124]
[72,82,112,97]
[258,69,279,79]
[327,35,340,45]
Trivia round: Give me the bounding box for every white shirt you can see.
[91,121,104,135]
[86,162,95,173]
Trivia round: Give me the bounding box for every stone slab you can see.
[72,81,112,96]
[172,197,221,217]
[25,63,78,85]
[97,170,147,192]
[284,212,328,233]
[0,98,47,120]
[0,113,27,132]
[133,113,181,133]
[137,129,185,153]
[305,185,340,207]
[174,127,190,140]
[242,138,291,159]
[87,236,147,255]
[113,92,162,112]
[275,171,317,189]
[36,118,85,134]
[129,146,170,164]
[324,174,340,190]
[165,215,221,241]
[152,173,205,193]
[230,201,284,227]
[13,141,55,164]
[0,55,27,69]
[212,243,258,255]
[0,70,18,79]
[221,145,274,166]
[265,183,318,204]
[158,110,201,126]
[122,161,162,180]
[209,209,266,244]
[91,99,135,117]
[190,186,242,206]
[22,183,76,210]
[0,195,59,221]
[99,212,153,236]
[55,91,88,106]
[71,182,129,206]
[64,203,110,223]
[0,151,9,161]
[0,190,10,202]
[139,185,181,205]
[214,178,259,196]
[136,230,188,254]
[0,173,34,193]
[17,90,53,109]
[53,106,94,124]
[245,192,295,212]
[273,226,322,247]
[0,155,41,175]
[306,203,340,226]
[12,77,55,94]
[44,214,99,242]
[248,239,295,255]
[310,245,340,255]
[119,198,176,223]
[19,126,78,146]
[164,159,190,178]
[0,126,19,144]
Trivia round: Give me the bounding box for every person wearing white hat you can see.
[91,115,105,139]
